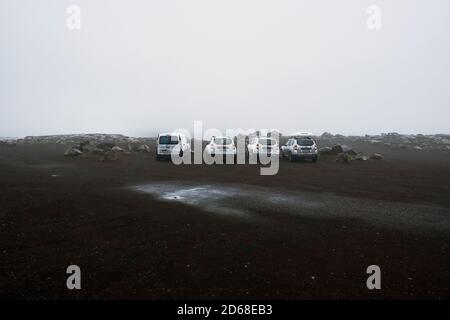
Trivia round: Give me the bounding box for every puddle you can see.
[132,183,324,218]
[131,182,450,233]
[134,184,248,216]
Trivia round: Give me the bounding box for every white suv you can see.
[247,137,280,157]
[205,136,236,156]
[156,133,191,160]
[281,136,318,162]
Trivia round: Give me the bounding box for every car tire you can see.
[289,152,295,162]
[312,156,318,163]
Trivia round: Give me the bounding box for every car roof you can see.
[158,132,180,136]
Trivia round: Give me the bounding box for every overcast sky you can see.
[1,0,449,137]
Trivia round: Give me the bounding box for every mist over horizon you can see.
[1,0,450,137]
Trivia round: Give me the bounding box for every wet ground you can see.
[0,143,449,299]
[133,182,450,234]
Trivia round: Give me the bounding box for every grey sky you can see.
[1,0,449,137]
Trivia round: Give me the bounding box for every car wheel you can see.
[289,152,295,162]
[312,156,318,163]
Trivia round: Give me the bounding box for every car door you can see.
[282,139,292,156]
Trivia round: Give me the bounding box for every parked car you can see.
[247,136,280,158]
[205,136,236,157]
[156,133,191,160]
[281,136,318,162]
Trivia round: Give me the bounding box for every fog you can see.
[1,0,449,137]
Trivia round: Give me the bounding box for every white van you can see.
[156,133,191,160]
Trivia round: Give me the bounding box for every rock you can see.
[335,152,353,163]
[354,153,368,161]
[129,142,150,153]
[64,146,83,157]
[320,145,358,157]
[78,140,90,151]
[88,147,106,155]
[340,145,350,152]
[370,153,383,160]
[320,132,335,140]
[319,147,333,156]
[111,146,124,153]
[100,150,119,162]
[414,146,423,150]
[23,134,130,145]
[329,144,355,155]
[137,144,150,153]
[97,142,116,151]
[340,145,356,155]
[331,145,344,154]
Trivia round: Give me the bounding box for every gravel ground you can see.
[0,142,449,299]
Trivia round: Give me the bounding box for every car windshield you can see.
[214,137,232,145]
[296,139,314,146]
[159,135,179,145]
[259,138,276,146]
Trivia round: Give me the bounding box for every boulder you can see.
[129,143,151,153]
[87,147,106,155]
[100,150,119,162]
[64,146,83,157]
[78,140,90,151]
[370,153,383,160]
[331,145,344,154]
[320,144,357,157]
[319,146,333,156]
[354,153,368,161]
[340,145,355,154]
[97,142,116,151]
[320,132,335,140]
[137,144,150,153]
[111,146,124,153]
[335,152,353,163]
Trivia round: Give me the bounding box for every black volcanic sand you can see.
[0,142,449,299]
